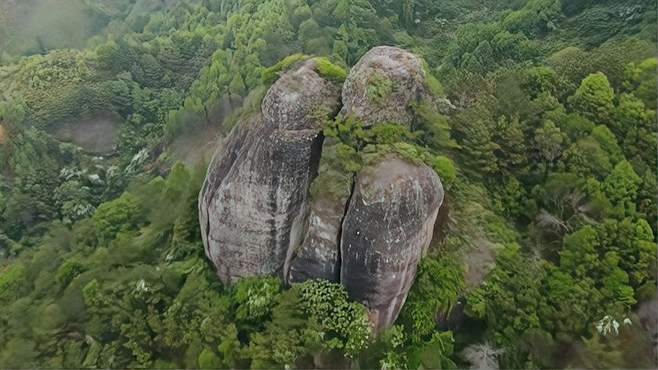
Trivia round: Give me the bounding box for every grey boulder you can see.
[199,61,340,284]
[340,154,444,331]
[200,46,448,333]
[340,46,427,127]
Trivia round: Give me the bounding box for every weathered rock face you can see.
[287,196,344,283]
[340,46,426,127]
[199,61,341,284]
[200,46,446,332]
[287,143,354,284]
[340,155,443,330]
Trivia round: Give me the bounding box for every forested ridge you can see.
[0,0,656,368]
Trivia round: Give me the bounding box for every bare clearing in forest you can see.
[52,113,120,154]
[0,124,6,144]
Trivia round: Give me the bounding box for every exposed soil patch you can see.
[431,196,451,246]
[169,123,225,166]
[51,113,120,154]
[463,238,497,288]
[0,124,6,144]
[169,96,243,166]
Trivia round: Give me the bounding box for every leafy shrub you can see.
[197,348,221,368]
[56,259,87,288]
[246,279,371,367]
[430,156,457,186]
[422,61,444,96]
[0,264,26,302]
[92,192,143,244]
[309,143,354,201]
[398,256,464,342]
[299,279,372,357]
[232,276,282,328]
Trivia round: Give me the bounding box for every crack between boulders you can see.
[336,171,357,284]
[283,131,325,283]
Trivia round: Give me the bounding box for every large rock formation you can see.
[287,143,353,284]
[200,47,445,331]
[286,194,345,283]
[340,46,427,127]
[340,155,443,330]
[199,60,341,284]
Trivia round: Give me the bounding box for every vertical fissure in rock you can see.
[337,172,357,284]
[204,216,212,260]
[283,132,326,280]
[309,132,325,178]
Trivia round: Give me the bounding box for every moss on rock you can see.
[312,57,347,83]
[309,142,354,202]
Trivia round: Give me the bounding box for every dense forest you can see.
[0,0,656,368]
